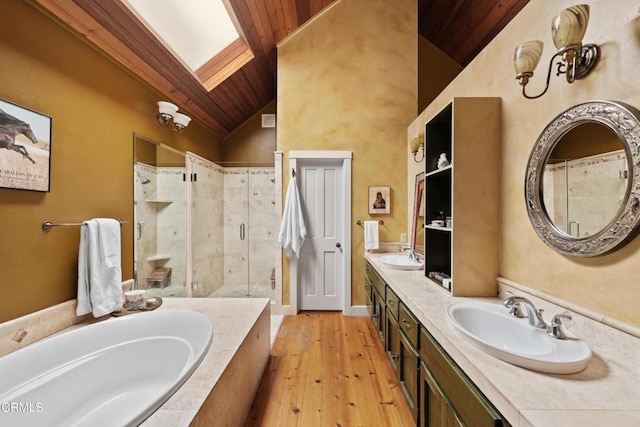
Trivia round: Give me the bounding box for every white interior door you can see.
[297,159,344,310]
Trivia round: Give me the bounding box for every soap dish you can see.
[112,297,163,317]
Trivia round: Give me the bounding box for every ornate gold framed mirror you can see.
[525,100,640,257]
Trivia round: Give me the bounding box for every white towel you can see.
[364,221,379,250]
[77,218,123,317]
[278,176,307,259]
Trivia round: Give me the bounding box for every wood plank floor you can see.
[244,312,415,426]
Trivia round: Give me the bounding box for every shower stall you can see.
[543,149,627,238]
[133,134,278,301]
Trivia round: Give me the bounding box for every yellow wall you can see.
[277,0,417,306]
[222,101,277,165]
[409,0,640,327]
[418,36,462,113]
[0,0,221,323]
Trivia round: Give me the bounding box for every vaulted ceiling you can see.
[31,0,529,138]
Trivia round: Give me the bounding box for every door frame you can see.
[289,151,352,315]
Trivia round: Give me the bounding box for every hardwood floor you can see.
[245,312,415,426]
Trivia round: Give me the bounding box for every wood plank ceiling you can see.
[31,0,528,139]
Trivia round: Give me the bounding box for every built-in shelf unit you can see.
[423,97,501,296]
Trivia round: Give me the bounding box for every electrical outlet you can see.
[400,233,407,243]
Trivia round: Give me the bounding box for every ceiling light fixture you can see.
[157,101,191,133]
[514,4,599,99]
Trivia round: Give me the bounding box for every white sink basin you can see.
[446,301,591,374]
[380,255,424,271]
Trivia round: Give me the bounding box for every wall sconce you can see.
[410,132,424,162]
[514,4,599,99]
[157,101,192,133]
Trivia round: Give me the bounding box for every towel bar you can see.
[356,220,384,226]
[42,219,128,232]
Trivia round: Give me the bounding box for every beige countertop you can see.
[365,252,640,427]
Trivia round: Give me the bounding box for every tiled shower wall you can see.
[156,167,187,288]
[544,150,627,237]
[135,163,187,290]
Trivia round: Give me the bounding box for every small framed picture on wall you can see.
[368,186,390,214]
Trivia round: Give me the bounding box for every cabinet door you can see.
[365,277,373,318]
[399,330,419,423]
[385,310,401,371]
[372,285,385,341]
[420,362,463,427]
[420,327,508,427]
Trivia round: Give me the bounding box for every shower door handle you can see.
[240,223,245,240]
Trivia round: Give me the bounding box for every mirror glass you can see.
[542,123,627,238]
[525,100,640,257]
[412,172,425,256]
[133,133,187,296]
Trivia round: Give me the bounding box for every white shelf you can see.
[425,225,453,232]
[425,164,452,177]
[145,198,173,204]
[146,254,171,262]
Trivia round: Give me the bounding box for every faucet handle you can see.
[547,313,572,340]
[502,295,527,318]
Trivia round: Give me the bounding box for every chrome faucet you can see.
[400,247,420,262]
[503,296,547,329]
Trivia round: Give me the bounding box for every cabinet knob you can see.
[336,242,341,248]
[402,319,412,330]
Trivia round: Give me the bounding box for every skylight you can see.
[124,0,240,71]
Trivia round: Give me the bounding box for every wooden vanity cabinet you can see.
[365,275,373,317]
[385,286,401,371]
[385,289,420,423]
[420,361,464,427]
[397,301,420,422]
[365,260,509,426]
[419,326,509,427]
[365,261,386,342]
[372,285,385,341]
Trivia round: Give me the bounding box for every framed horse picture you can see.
[0,98,52,192]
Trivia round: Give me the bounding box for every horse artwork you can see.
[0,99,51,192]
[0,109,39,164]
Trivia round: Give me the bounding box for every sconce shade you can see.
[410,137,421,153]
[514,40,544,75]
[173,112,192,129]
[157,101,178,116]
[551,4,590,50]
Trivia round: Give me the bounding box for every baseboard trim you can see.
[277,305,369,316]
[349,305,368,316]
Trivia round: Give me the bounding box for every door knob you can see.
[336,242,341,248]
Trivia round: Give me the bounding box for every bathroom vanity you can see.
[365,253,640,427]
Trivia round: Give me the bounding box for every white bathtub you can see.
[0,309,212,427]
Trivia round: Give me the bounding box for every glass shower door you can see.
[247,167,277,299]
[187,152,223,297]
[223,167,251,296]
[221,165,277,298]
